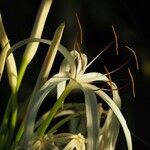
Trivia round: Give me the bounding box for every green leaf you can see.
[22,0,53,65]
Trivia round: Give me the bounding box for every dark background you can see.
[0,0,150,149]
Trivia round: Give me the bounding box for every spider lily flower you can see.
[7,36,132,149]
[56,50,132,150]
[23,133,85,150]
[21,46,132,149]
[63,133,85,150]
[30,136,59,150]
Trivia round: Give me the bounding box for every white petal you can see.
[70,50,88,74]
[7,38,76,77]
[63,134,85,150]
[57,50,88,98]
[63,139,76,150]
[77,72,109,83]
[83,83,132,150]
[76,53,88,74]
[57,58,71,99]
[81,87,100,150]
[99,83,121,149]
[23,72,69,143]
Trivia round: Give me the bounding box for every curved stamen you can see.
[86,41,113,70]
[112,25,119,55]
[103,58,131,76]
[125,46,139,70]
[128,68,135,97]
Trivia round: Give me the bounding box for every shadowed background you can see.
[0,0,150,149]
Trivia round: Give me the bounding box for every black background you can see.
[0,0,150,149]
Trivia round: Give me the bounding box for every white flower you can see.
[20,41,132,150]
[63,133,85,150]
[56,50,132,150]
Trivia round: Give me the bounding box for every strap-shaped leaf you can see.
[0,14,17,92]
[16,0,53,91]
[22,0,53,65]
[33,22,65,91]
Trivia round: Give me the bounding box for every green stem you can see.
[15,119,25,143]
[0,94,13,145]
[0,93,18,149]
[48,112,83,134]
[6,93,18,149]
[0,59,28,148]
[16,59,28,91]
[0,131,9,150]
[37,80,77,137]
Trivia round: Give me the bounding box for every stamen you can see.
[92,80,130,92]
[102,81,130,91]
[104,65,113,92]
[128,68,135,97]
[104,58,131,76]
[112,25,119,55]
[101,88,117,91]
[73,34,78,50]
[86,41,113,70]
[125,46,139,70]
[75,13,83,44]
[76,42,82,54]
[131,131,150,148]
